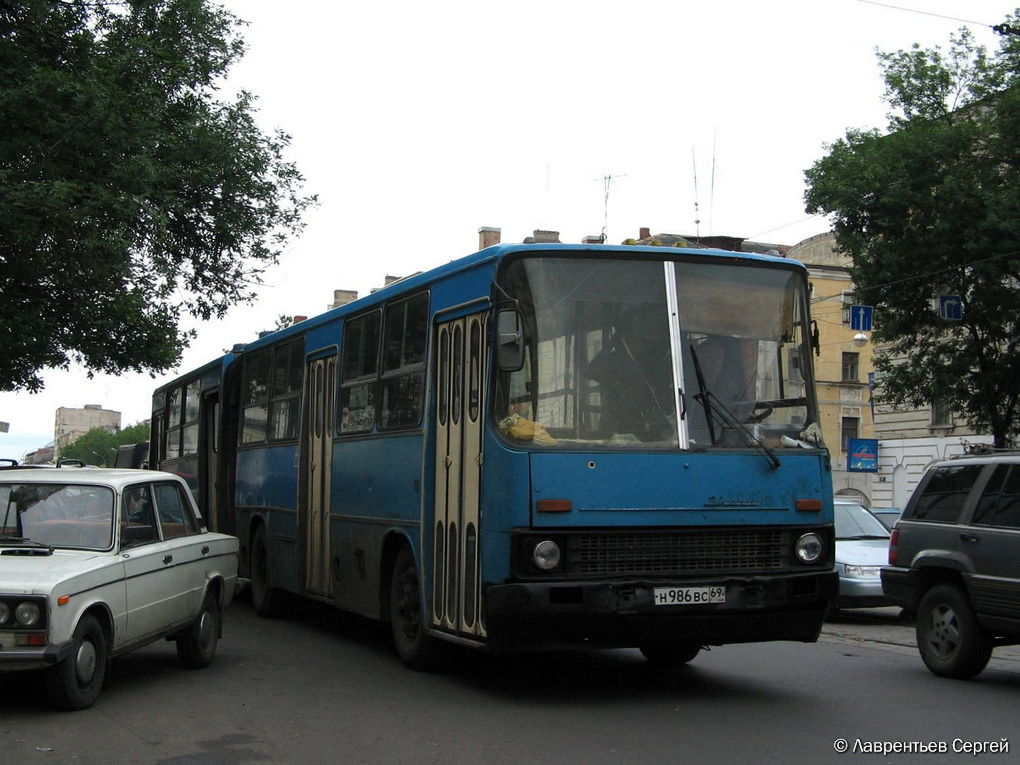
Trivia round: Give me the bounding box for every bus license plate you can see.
[653,586,726,606]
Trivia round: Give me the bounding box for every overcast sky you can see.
[2,0,1017,460]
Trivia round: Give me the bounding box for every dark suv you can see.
[882,452,1020,679]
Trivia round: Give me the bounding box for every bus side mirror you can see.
[495,309,525,372]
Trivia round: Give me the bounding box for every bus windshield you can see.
[495,255,820,451]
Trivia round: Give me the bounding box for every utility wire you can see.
[857,0,1019,36]
[810,248,1020,304]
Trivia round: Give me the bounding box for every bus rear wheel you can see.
[389,545,445,671]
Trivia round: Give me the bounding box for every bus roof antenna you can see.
[691,148,701,242]
[597,173,627,243]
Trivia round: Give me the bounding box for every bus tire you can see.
[251,524,286,618]
[639,642,701,666]
[389,545,445,671]
[916,583,992,679]
[45,614,108,710]
[176,590,220,669]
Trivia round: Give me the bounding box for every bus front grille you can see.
[566,529,789,576]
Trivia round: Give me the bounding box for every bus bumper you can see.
[484,570,837,651]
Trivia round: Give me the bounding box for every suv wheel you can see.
[916,583,993,679]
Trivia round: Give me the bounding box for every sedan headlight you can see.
[844,564,882,578]
[0,601,8,625]
[795,532,824,564]
[15,601,42,628]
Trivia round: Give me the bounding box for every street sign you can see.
[850,305,874,332]
[939,295,963,321]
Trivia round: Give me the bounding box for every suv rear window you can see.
[909,464,984,523]
[973,464,1020,528]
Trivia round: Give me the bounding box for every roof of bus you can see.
[154,242,806,390]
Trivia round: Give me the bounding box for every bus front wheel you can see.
[389,545,445,671]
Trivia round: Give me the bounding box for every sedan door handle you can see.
[960,533,979,543]
[163,554,173,564]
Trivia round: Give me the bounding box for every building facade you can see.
[787,233,877,506]
[869,354,993,509]
[54,404,121,459]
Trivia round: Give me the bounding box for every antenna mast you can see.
[691,148,701,241]
[599,173,626,243]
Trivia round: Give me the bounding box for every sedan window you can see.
[153,483,199,539]
[122,486,159,546]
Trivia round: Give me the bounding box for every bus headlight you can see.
[794,533,824,564]
[532,540,562,571]
[15,601,42,628]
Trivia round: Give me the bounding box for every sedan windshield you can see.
[0,483,115,550]
[835,503,890,540]
[494,254,820,451]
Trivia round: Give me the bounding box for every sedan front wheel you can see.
[45,614,108,710]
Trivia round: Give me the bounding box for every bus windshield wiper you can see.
[689,345,781,470]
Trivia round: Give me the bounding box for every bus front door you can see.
[304,355,336,598]
[433,315,486,638]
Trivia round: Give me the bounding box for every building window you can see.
[931,399,952,428]
[841,352,859,382]
[841,416,859,453]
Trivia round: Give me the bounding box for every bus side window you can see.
[340,311,381,433]
[381,292,428,429]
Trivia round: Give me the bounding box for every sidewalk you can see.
[820,607,1020,666]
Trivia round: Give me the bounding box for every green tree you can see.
[60,421,150,466]
[805,19,1020,448]
[0,0,315,393]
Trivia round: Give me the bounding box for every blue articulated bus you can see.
[151,243,837,668]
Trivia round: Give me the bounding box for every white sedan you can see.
[0,467,239,710]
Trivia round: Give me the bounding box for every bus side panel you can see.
[329,433,424,616]
[478,433,533,585]
[236,444,301,593]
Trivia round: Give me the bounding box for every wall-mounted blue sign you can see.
[847,438,879,473]
[939,295,963,321]
[850,305,874,331]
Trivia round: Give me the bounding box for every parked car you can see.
[830,500,892,615]
[869,507,903,530]
[882,452,1020,679]
[0,468,239,709]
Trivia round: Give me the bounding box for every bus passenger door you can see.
[433,315,486,638]
[200,391,219,531]
[304,356,336,598]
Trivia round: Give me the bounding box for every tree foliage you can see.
[805,19,1020,447]
[0,0,315,393]
[60,421,149,466]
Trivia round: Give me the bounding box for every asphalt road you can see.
[2,601,1018,765]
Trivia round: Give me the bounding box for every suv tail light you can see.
[888,528,899,566]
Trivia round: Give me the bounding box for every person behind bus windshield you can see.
[587,306,674,442]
